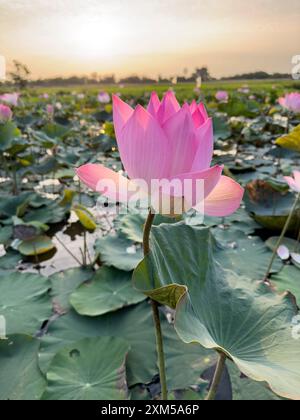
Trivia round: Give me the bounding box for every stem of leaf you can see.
[206,352,227,401]
[143,210,168,400]
[55,234,83,266]
[264,193,300,282]
[295,227,300,253]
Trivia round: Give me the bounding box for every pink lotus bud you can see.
[76,91,244,216]
[215,91,229,103]
[278,93,300,114]
[0,104,12,122]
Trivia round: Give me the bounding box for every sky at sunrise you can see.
[0,0,299,79]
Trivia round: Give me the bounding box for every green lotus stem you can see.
[83,231,86,265]
[295,228,300,253]
[206,352,227,401]
[54,234,83,266]
[143,210,168,400]
[264,193,300,282]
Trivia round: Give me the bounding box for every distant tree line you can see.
[0,61,293,89]
[222,71,291,80]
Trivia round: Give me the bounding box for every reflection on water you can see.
[16,209,115,276]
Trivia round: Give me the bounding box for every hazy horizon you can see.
[0,0,299,79]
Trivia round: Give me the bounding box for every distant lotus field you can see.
[0,80,300,401]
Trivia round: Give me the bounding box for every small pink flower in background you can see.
[278,93,300,114]
[41,93,49,99]
[215,91,229,103]
[0,92,19,107]
[284,171,300,193]
[0,104,12,122]
[77,91,244,216]
[238,86,250,94]
[98,92,110,104]
[46,104,54,115]
[249,95,256,101]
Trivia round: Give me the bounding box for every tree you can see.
[192,67,212,82]
[9,60,31,89]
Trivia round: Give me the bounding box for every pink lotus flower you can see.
[46,104,54,115]
[284,171,300,193]
[0,104,12,122]
[77,92,244,216]
[215,91,229,103]
[0,92,19,107]
[278,93,300,114]
[98,92,110,104]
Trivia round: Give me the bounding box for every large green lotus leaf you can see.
[24,200,67,224]
[42,337,129,400]
[50,267,94,313]
[0,335,46,400]
[0,271,52,335]
[39,301,215,390]
[0,192,34,218]
[271,266,300,305]
[119,213,176,244]
[213,116,232,140]
[0,225,13,245]
[228,363,283,401]
[266,237,300,254]
[212,228,282,279]
[163,319,216,391]
[0,250,21,270]
[119,213,146,243]
[244,179,300,233]
[43,122,70,139]
[95,233,143,271]
[39,302,157,386]
[70,266,145,316]
[0,121,21,151]
[134,223,300,400]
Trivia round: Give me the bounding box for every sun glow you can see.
[65,17,122,59]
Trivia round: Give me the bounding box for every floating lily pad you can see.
[276,125,300,152]
[213,228,282,279]
[244,179,300,232]
[43,123,70,139]
[70,266,145,316]
[0,271,52,335]
[39,302,156,386]
[42,337,129,400]
[17,235,56,256]
[271,265,300,305]
[95,233,143,271]
[0,250,21,270]
[50,267,94,313]
[266,237,299,254]
[0,335,46,400]
[0,225,13,245]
